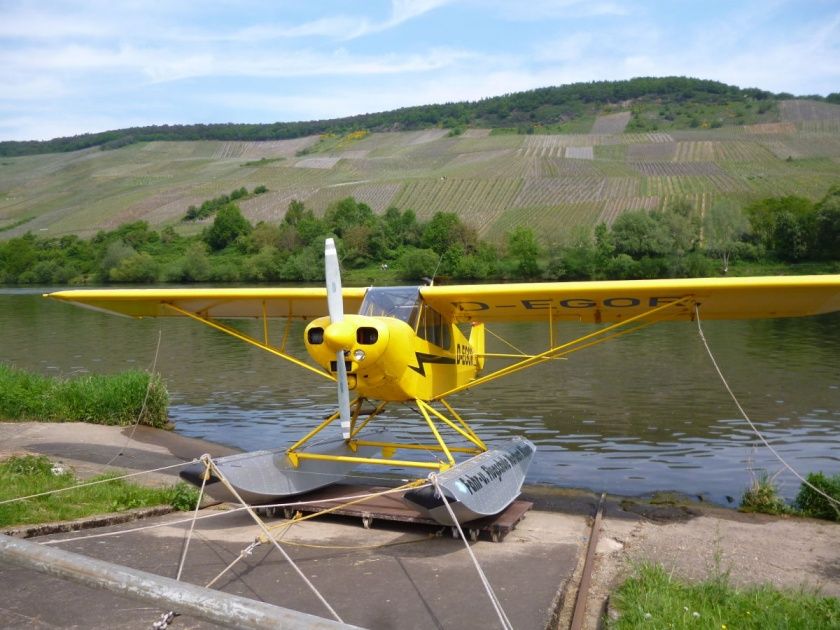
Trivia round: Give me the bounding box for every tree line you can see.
[2,77,820,157]
[1,187,837,286]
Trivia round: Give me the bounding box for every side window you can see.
[417,305,451,350]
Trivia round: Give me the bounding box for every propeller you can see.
[324,238,352,439]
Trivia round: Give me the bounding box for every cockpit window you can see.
[417,303,451,350]
[359,287,421,325]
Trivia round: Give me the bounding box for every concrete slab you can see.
[0,422,239,487]
[0,423,586,628]
[1,505,585,629]
[4,423,839,629]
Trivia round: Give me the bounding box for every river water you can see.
[1,287,838,506]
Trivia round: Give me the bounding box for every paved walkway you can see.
[1,422,838,629]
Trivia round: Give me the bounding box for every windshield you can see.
[359,287,421,325]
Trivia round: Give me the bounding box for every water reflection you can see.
[1,288,838,505]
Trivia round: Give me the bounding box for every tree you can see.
[593,222,615,268]
[611,210,670,258]
[283,200,322,246]
[109,252,158,283]
[100,240,136,279]
[343,224,375,267]
[169,241,211,282]
[323,197,375,238]
[370,207,420,260]
[203,204,252,251]
[398,247,439,281]
[772,211,808,261]
[0,235,37,281]
[421,212,477,255]
[281,243,325,282]
[660,199,701,256]
[559,227,598,280]
[704,200,748,272]
[814,187,840,260]
[506,226,540,278]
[241,222,284,254]
[283,199,307,225]
[744,196,814,259]
[245,246,284,281]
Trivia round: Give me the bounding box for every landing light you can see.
[353,349,366,362]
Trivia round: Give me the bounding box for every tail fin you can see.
[469,322,485,373]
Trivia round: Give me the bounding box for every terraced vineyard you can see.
[1,100,839,241]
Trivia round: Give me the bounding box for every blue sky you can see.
[1,0,838,141]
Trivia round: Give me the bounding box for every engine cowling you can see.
[306,314,404,395]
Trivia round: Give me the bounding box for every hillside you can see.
[0,77,803,157]
[1,97,839,243]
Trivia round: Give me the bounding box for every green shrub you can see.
[398,247,439,280]
[794,472,840,522]
[0,364,169,428]
[169,482,201,511]
[740,473,790,515]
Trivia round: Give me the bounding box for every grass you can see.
[0,454,199,527]
[0,364,169,428]
[240,156,284,167]
[608,562,840,629]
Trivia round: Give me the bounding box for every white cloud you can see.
[0,76,67,101]
[0,0,837,140]
[0,10,115,39]
[181,0,455,44]
[0,112,157,141]
[0,42,476,84]
[533,32,596,63]
[481,0,631,20]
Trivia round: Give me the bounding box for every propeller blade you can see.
[335,351,352,439]
[324,238,352,438]
[325,238,344,324]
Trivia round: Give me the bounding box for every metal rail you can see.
[0,533,362,630]
[570,492,606,630]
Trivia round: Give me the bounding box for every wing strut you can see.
[163,303,333,381]
[435,294,696,399]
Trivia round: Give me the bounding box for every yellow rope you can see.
[276,535,434,551]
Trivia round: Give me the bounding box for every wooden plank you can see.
[260,484,532,542]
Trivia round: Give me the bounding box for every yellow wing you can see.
[45,287,366,319]
[420,275,840,324]
[46,276,840,323]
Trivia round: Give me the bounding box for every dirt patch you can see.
[618,499,701,523]
[591,112,631,134]
[294,156,341,169]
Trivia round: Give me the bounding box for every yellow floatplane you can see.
[47,240,840,524]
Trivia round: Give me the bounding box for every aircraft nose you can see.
[324,320,355,351]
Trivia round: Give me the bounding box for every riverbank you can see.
[0,364,169,428]
[1,422,838,629]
